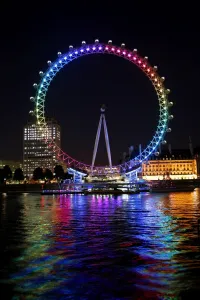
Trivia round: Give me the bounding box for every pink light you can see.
[128,53,131,57]
[123,51,126,55]
[111,47,115,51]
[138,60,141,64]
[133,56,137,60]
[117,49,121,53]
[143,64,146,68]
[147,68,150,72]
[105,47,109,50]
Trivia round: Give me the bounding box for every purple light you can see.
[86,47,90,51]
[92,47,96,50]
[98,46,102,50]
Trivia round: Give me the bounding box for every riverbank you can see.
[1,179,200,194]
[0,183,59,194]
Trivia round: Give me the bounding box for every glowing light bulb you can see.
[111,47,115,51]
[86,48,90,51]
[92,47,96,50]
[143,64,146,68]
[138,60,141,64]
[123,51,126,55]
[80,49,84,52]
[128,53,131,57]
[117,49,120,53]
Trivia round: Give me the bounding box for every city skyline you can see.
[1,7,200,165]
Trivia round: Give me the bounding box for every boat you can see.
[83,188,140,195]
[150,183,195,193]
[41,189,82,195]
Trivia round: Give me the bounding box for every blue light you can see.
[86,48,90,51]
[80,49,84,52]
[75,51,78,54]
[59,60,62,63]
[55,64,57,67]
[99,46,102,50]
[69,54,72,57]
[50,69,53,72]
[47,74,49,76]
[64,56,67,60]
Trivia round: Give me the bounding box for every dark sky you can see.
[0,3,199,165]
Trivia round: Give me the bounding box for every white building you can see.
[23,118,61,178]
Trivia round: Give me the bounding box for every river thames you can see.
[0,190,200,299]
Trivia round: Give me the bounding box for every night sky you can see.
[1,4,199,165]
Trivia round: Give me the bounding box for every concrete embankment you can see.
[0,183,59,194]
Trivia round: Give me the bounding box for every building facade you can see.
[23,118,61,178]
[142,159,197,180]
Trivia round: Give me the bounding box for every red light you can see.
[143,64,146,68]
[151,73,154,77]
[147,68,150,72]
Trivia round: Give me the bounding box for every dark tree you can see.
[64,172,73,180]
[44,168,53,180]
[33,167,44,181]
[13,168,24,181]
[54,165,65,180]
[0,169,4,184]
[3,165,12,180]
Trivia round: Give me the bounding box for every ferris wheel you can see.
[30,39,173,175]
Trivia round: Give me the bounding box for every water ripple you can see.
[0,190,200,299]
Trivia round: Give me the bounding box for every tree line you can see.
[0,165,72,183]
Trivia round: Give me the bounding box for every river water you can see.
[0,190,200,299]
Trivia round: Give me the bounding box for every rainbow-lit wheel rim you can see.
[31,40,173,174]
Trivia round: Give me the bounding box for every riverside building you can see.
[23,118,61,178]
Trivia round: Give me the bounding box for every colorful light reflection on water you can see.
[0,190,200,299]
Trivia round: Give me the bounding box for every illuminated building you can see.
[23,118,61,178]
[142,158,197,180]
